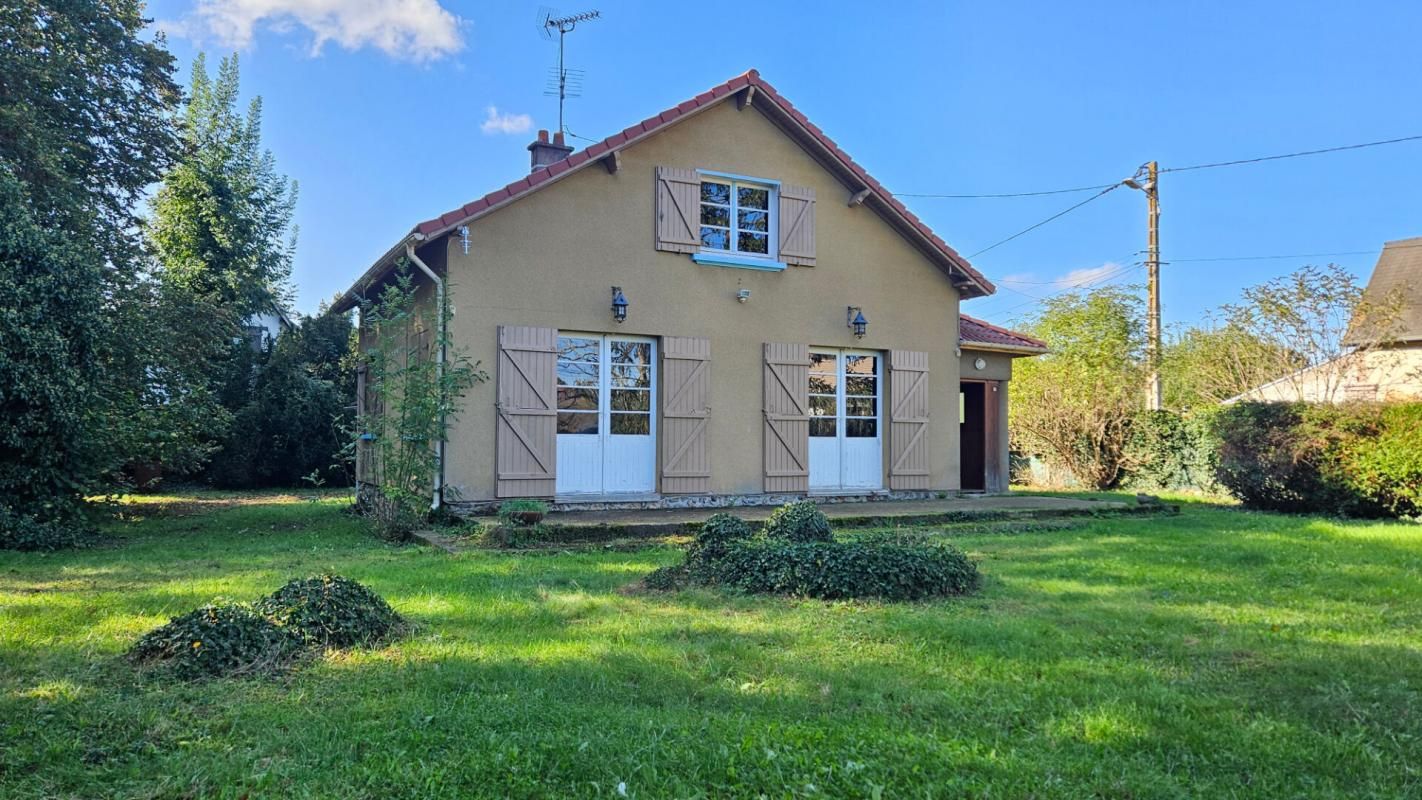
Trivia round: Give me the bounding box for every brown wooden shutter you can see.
[655,166,700,253]
[984,380,1004,493]
[763,342,809,493]
[888,350,930,490]
[496,325,557,498]
[778,184,816,266]
[660,336,711,494]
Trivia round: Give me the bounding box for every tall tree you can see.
[0,0,181,542]
[149,53,297,317]
[1214,264,1406,403]
[1160,323,1293,408]
[1009,286,1146,489]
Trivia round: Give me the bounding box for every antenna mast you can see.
[537,8,601,134]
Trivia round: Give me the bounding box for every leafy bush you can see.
[0,507,94,551]
[128,603,300,679]
[762,501,832,543]
[688,512,754,564]
[257,575,403,647]
[206,345,349,489]
[1338,404,1422,518]
[1123,409,1220,493]
[1213,402,1355,513]
[709,540,979,601]
[1213,401,1421,517]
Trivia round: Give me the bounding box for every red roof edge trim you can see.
[959,313,1047,351]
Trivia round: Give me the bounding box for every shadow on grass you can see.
[3,497,1420,797]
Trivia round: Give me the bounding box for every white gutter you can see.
[404,236,446,511]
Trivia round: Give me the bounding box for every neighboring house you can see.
[333,70,1045,511]
[1230,237,1422,403]
[241,306,294,352]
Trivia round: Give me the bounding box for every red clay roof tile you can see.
[959,314,1047,351]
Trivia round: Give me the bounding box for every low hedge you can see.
[1213,401,1422,517]
[708,540,979,601]
[642,502,980,601]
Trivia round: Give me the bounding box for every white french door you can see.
[555,333,657,496]
[808,349,883,491]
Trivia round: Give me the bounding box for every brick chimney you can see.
[528,129,573,172]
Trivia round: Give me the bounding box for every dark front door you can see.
[959,381,986,492]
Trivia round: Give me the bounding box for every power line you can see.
[898,183,1115,199]
[979,260,1144,321]
[1159,134,1422,174]
[1167,241,1422,263]
[897,133,1422,199]
[966,184,1121,260]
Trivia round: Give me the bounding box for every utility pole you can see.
[1123,161,1162,410]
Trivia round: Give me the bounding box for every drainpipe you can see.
[404,236,446,511]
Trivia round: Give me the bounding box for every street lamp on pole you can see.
[1122,161,1162,411]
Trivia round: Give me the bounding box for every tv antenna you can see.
[535,7,600,134]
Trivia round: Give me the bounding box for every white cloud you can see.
[480,106,533,135]
[1051,262,1124,289]
[175,0,466,63]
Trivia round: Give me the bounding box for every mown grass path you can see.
[2,493,1419,798]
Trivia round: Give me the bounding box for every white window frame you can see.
[696,170,779,263]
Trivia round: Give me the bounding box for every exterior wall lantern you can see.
[847,306,868,339]
[611,286,628,323]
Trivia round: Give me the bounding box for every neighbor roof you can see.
[334,70,994,312]
[1343,236,1422,345]
[959,314,1047,354]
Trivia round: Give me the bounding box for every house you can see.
[1230,237,1422,403]
[333,70,1045,512]
[241,308,294,352]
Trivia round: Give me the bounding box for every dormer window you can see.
[699,176,774,257]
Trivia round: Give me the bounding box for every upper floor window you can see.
[699,178,773,257]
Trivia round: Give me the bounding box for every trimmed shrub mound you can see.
[710,540,979,601]
[762,501,833,543]
[128,603,301,679]
[128,575,402,679]
[688,512,754,564]
[641,504,980,601]
[0,508,94,552]
[257,575,403,647]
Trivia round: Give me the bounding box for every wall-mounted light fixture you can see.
[736,288,751,304]
[847,306,868,339]
[611,286,628,323]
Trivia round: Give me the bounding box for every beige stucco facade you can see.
[347,81,1051,508]
[1231,344,1422,403]
[437,100,962,502]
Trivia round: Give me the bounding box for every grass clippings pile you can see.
[128,574,403,679]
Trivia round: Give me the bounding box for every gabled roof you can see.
[1343,236,1422,345]
[959,313,1047,354]
[334,70,994,312]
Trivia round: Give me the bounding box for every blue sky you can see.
[148,1,1422,328]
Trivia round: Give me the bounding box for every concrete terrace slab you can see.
[538,494,1125,530]
[432,494,1160,547]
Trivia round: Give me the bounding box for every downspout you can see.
[404,236,446,511]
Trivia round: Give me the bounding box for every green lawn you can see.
[2,493,1419,798]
